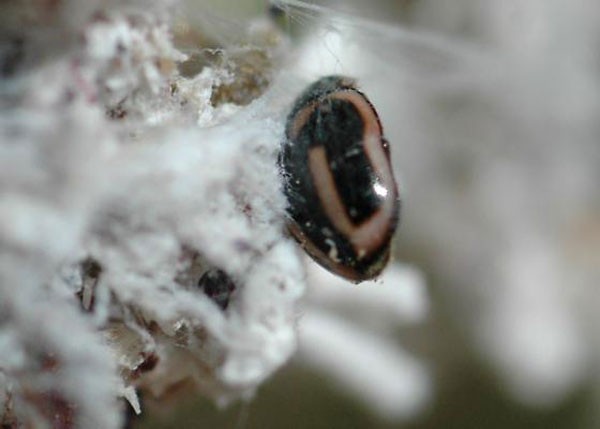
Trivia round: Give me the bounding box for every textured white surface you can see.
[0,1,308,426]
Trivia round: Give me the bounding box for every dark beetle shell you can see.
[279,76,400,282]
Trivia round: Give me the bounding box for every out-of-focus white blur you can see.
[272,0,600,411]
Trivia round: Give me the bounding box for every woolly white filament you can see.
[0,1,305,427]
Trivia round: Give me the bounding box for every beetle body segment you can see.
[279,76,400,282]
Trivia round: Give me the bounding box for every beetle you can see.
[279,75,400,282]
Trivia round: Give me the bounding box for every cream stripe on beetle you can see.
[308,90,396,259]
[307,146,355,234]
[279,75,401,282]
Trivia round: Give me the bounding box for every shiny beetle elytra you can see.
[279,76,400,282]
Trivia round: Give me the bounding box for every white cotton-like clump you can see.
[220,241,305,386]
[0,46,121,425]
[298,309,430,420]
[84,11,188,108]
[298,262,431,419]
[84,116,305,402]
[0,0,311,426]
[306,262,428,327]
